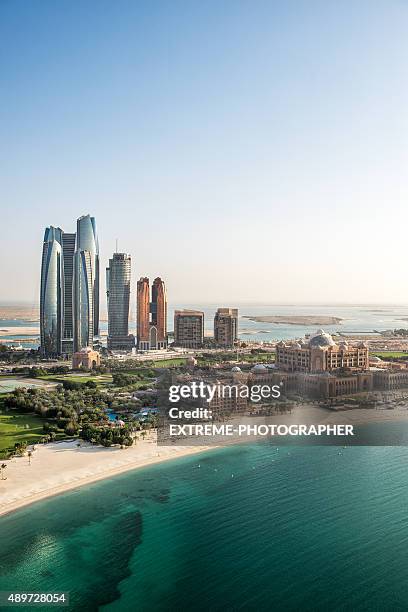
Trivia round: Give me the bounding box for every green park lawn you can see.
[371,351,408,359]
[144,358,186,367]
[0,410,45,454]
[196,352,275,365]
[38,373,113,386]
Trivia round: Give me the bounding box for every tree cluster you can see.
[81,423,133,447]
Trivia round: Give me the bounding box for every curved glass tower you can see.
[40,214,99,356]
[40,227,63,357]
[76,214,99,338]
[73,249,94,351]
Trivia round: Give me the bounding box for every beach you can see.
[0,434,210,517]
[3,405,408,518]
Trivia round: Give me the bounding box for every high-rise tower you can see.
[40,227,63,357]
[61,232,76,354]
[40,214,99,357]
[136,276,167,350]
[151,277,167,349]
[137,277,150,351]
[73,249,94,351]
[76,214,99,337]
[73,215,99,351]
[106,253,134,351]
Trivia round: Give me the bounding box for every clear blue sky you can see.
[1,0,407,306]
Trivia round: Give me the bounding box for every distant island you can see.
[243,315,343,326]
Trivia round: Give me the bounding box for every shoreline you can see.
[3,405,408,518]
[0,435,213,518]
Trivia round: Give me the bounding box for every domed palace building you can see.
[276,330,369,373]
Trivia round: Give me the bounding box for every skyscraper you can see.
[40,227,63,357]
[106,253,134,351]
[137,276,168,350]
[76,214,99,339]
[40,214,99,357]
[151,277,167,350]
[73,249,94,351]
[214,308,238,347]
[61,232,76,355]
[137,277,150,351]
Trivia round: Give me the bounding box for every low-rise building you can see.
[174,310,204,348]
[72,347,100,369]
[276,330,369,373]
[372,369,408,391]
[214,308,238,347]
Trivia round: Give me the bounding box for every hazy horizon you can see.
[1,1,408,305]
[2,300,408,310]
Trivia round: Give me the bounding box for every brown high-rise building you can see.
[174,310,204,348]
[151,277,167,349]
[137,276,167,350]
[137,277,150,350]
[214,308,238,347]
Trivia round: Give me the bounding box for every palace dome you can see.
[251,364,267,372]
[308,330,336,348]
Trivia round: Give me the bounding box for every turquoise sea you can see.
[2,439,408,611]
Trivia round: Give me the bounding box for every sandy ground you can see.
[0,327,40,336]
[0,434,210,517]
[2,405,408,518]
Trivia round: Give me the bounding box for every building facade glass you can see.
[40,227,63,357]
[73,249,94,351]
[76,215,99,338]
[106,253,134,351]
[61,232,76,354]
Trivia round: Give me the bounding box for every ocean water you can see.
[174,303,408,342]
[2,303,408,348]
[2,439,408,611]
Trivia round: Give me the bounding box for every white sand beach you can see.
[2,405,408,518]
[0,434,210,517]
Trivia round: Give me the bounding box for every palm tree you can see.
[0,463,7,480]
